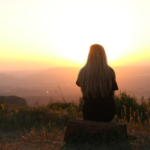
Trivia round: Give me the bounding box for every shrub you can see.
[0,91,150,131]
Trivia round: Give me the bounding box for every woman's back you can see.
[76,44,118,122]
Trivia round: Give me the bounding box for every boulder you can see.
[64,118,127,141]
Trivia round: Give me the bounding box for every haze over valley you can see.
[0,66,150,106]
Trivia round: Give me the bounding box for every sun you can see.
[50,4,130,66]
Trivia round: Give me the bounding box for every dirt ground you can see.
[0,130,150,150]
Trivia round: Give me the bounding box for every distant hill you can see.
[113,66,150,88]
[21,66,150,87]
[0,96,28,107]
[2,70,42,79]
[23,67,80,85]
[0,73,17,87]
[1,66,150,88]
[0,66,150,105]
[5,67,81,87]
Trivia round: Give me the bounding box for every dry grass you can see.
[0,128,65,150]
[0,92,150,149]
[0,123,150,150]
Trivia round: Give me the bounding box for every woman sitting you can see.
[76,44,118,122]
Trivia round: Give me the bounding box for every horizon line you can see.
[1,65,150,73]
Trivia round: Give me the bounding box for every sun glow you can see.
[0,0,150,71]
[51,2,131,65]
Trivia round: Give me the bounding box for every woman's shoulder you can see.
[108,66,116,80]
[78,66,86,77]
[79,66,85,72]
[109,66,115,72]
[109,66,115,74]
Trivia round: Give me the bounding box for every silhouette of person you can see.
[76,44,118,122]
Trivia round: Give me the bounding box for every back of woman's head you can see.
[87,44,108,68]
[77,44,115,98]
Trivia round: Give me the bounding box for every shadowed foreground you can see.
[0,91,150,149]
[0,129,150,150]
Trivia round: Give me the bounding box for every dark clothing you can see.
[82,111,115,122]
[76,68,118,122]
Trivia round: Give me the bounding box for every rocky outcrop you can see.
[0,96,27,107]
[64,118,127,141]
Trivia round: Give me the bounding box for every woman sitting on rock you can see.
[76,44,118,122]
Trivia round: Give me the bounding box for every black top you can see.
[76,68,118,117]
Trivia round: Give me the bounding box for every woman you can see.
[76,44,118,122]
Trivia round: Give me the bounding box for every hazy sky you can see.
[0,0,150,71]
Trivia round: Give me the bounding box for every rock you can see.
[64,118,127,141]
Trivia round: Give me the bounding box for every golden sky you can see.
[0,0,150,71]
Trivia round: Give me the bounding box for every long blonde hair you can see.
[77,44,115,98]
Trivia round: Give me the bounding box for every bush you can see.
[0,92,150,131]
[115,91,150,123]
